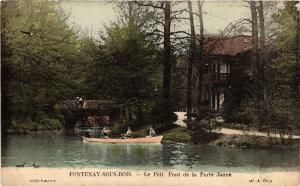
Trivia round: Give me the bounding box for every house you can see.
[200,35,254,112]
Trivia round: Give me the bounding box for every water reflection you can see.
[81,143,163,167]
[1,132,299,171]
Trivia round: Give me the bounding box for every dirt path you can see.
[174,112,300,139]
[214,127,300,139]
[174,112,187,128]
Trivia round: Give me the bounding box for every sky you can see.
[60,1,251,38]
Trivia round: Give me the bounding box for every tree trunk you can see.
[128,2,133,24]
[1,2,13,130]
[137,104,144,122]
[187,1,196,129]
[163,2,172,100]
[197,1,204,110]
[258,1,266,128]
[258,1,266,100]
[250,1,262,130]
[128,105,132,121]
[295,3,300,102]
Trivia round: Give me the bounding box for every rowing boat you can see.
[82,136,163,144]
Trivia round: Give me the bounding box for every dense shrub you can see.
[191,120,221,144]
[150,100,177,127]
[8,116,63,133]
[163,127,191,143]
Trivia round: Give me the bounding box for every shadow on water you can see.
[1,132,299,172]
[1,133,9,157]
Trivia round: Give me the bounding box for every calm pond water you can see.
[1,131,299,172]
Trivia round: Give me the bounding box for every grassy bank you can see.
[135,126,221,144]
[162,127,192,143]
[212,134,300,150]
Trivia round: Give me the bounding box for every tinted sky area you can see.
[60,1,251,38]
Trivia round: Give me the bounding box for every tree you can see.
[294,2,300,101]
[249,1,263,130]
[186,1,196,129]
[93,23,159,124]
[257,1,267,130]
[197,1,204,109]
[1,1,92,130]
[115,1,157,32]
[134,1,172,101]
[267,1,300,131]
[1,1,15,130]
[163,2,172,101]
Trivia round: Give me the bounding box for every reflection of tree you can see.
[97,144,163,167]
[161,144,177,167]
[3,134,300,169]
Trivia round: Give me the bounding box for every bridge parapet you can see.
[61,100,120,129]
[61,100,117,111]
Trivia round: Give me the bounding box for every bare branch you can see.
[134,1,165,10]
[171,30,191,36]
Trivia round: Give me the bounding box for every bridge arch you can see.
[61,100,121,130]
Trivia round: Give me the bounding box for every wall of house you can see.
[212,89,225,110]
[202,57,236,111]
[219,92,225,108]
[220,62,230,73]
[213,61,230,74]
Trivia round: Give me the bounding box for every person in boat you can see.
[149,126,156,137]
[85,129,92,138]
[102,126,110,138]
[79,97,84,108]
[121,127,133,138]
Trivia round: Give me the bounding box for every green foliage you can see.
[94,23,159,103]
[9,117,62,133]
[1,1,178,132]
[196,119,218,131]
[223,60,253,123]
[270,2,298,97]
[264,2,300,130]
[162,127,191,143]
[215,135,258,148]
[10,118,36,132]
[90,22,174,127]
[191,120,210,144]
[1,1,94,130]
[150,99,177,127]
[214,134,295,148]
[273,2,298,53]
[171,57,187,108]
[37,118,63,130]
[223,2,300,132]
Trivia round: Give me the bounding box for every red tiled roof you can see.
[203,36,253,56]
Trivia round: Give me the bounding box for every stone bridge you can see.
[61,100,120,130]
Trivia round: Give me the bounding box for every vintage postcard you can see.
[1,1,300,186]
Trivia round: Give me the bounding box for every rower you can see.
[121,127,132,138]
[102,126,110,138]
[149,126,156,137]
[85,129,92,138]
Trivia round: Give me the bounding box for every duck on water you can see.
[16,163,40,168]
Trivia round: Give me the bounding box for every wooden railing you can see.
[61,100,116,110]
[203,73,229,85]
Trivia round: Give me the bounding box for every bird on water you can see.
[33,163,40,168]
[16,163,26,167]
